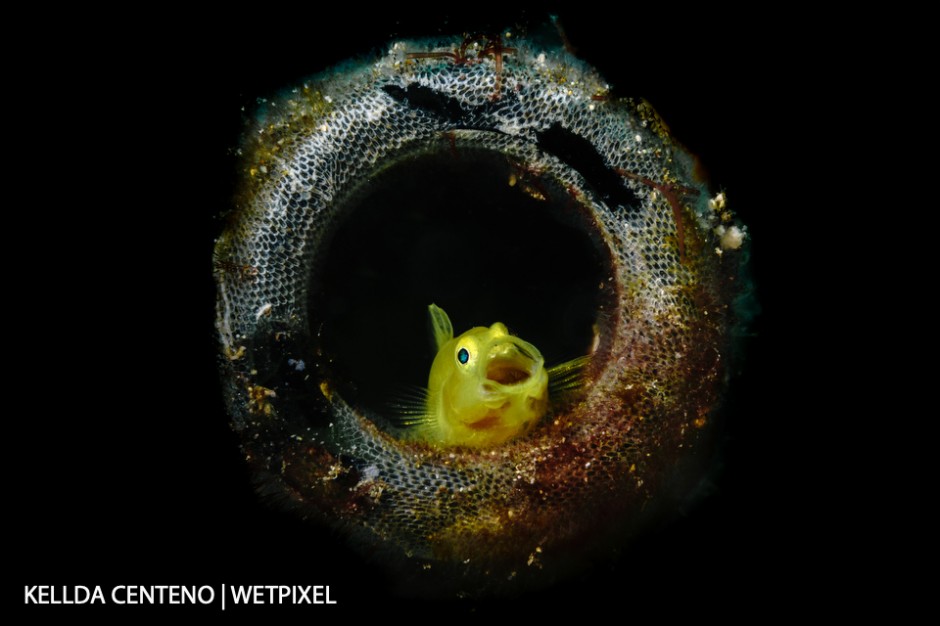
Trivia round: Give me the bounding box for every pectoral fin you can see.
[428,303,454,350]
[387,386,435,428]
[547,355,592,396]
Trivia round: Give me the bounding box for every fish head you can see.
[428,316,549,447]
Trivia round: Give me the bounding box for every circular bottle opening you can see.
[311,146,613,423]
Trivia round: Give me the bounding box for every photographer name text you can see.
[24,585,336,607]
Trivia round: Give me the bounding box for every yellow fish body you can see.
[404,304,584,448]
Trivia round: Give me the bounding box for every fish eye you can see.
[457,348,470,365]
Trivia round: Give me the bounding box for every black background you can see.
[11,5,801,617]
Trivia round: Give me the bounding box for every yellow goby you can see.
[403,304,587,448]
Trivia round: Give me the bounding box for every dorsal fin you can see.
[428,303,454,350]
